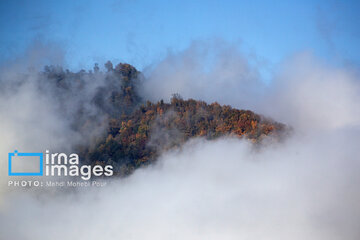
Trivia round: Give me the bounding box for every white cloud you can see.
[1,41,360,240]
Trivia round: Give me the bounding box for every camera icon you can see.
[8,150,43,176]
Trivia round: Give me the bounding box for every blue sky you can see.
[0,0,359,72]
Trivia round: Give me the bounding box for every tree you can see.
[93,63,100,73]
[104,61,113,72]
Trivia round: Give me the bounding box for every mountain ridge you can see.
[41,62,287,176]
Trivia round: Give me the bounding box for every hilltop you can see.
[41,62,286,176]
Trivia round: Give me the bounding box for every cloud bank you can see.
[141,41,360,131]
[0,41,128,196]
[1,41,360,240]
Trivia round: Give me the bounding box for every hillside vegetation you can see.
[42,62,286,176]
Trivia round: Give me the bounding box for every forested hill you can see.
[84,96,285,175]
[41,62,286,176]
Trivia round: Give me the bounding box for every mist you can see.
[141,41,360,131]
[0,41,141,197]
[141,40,265,110]
[1,41,360,239]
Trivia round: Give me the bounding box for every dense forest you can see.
[42,62,286,176]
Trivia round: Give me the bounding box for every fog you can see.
[1,42,360,239]
[0,42,131,197]
[141,41,360,131]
